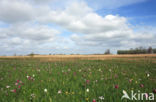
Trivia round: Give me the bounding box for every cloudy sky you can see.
[0,0,156,55]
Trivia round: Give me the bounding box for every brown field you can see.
[0,54,156,62]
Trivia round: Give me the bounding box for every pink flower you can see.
[140,84,144,88]
[92,99,96,102]
[129,79,132,83]
[153,89,156,94]
[18,85,21,89]
[17,80,20,83]
[73,72,76,76]
[86,80,90,84]
[144,93,148,99]
[15,83,18,86]
[28,76,31,80]
[115,85,119,89]
[11,89,16,93]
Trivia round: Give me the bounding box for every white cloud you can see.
[0,0,155,55]
[0,0,35,23]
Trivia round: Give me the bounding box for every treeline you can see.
[117,47,156,54]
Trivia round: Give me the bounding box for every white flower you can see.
[58,90,62,94]
[99,96,104,100]
[31,93,35,98]
[86,88,89,92]
[6,85,10,88]
[147,73,150,77]
[68,69,71,72]
[26,75,29,78]
[33,74,35,77]
[44,89,47,93]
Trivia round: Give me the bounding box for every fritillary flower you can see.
[6,85,10,88]
[11,89,16,93]
[115,85,119,89]
[17,80,20,83]
[147,73,150,77]
[33,74,35,77]
[86,80,90,84]
[44,89,47,93]
[153,89,156,94]
[18,85,21,89]
[58,90,62,94]
[15,83,18,86]
[140,84,144,88]
[86,88,89,92]
[144,93,148,99]
[92,99,96,102]
[99,96,104,100]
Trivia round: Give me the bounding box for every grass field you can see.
[0,55,156,102]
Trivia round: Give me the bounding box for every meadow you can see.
[0,55,156,102]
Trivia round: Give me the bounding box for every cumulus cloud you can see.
[0,0,35,23]
[38,2,156,50]
[0,0,155,55]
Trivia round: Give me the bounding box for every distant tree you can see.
[28,52,35,57]
[153,48,156,53]
[147,46,153,54]
[104,49,110,54]
[14,53,16,56]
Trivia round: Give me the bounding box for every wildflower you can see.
[140,84,144,88]
[19,81,22,83]
[71,92,75,95]
[28,76,31,80]
[37,69,40,72]
[32,74,35,77]
[18,85,21,89]
[58,90,62,94]
[31,93,35,98]
[86,88,89,92]
[15,83,18,86]
[99,96,104,100]
[86,98,89,101]
[86,80,90,84]
[44,89,47,93]
[11,89,16,93]
[95,80,98,83]
[109,69,112,72]
[17,80,20,83]
[65,91,69,95]
[129,79,133,83]
[147,73,150,77]
[92,99,96,102]
[6,85,10,88]
[115,85,119,89]
[26,75,29,78]
[73,72,76,76]
[153,89,156,94]
[68,68,71,72]
[144,93,148,99]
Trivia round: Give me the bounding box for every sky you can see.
[0,0,156,55]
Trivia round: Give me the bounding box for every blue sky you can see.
[0,0,156,55]
[96,0,156,26]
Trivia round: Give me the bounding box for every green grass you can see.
[0,58,156,102]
